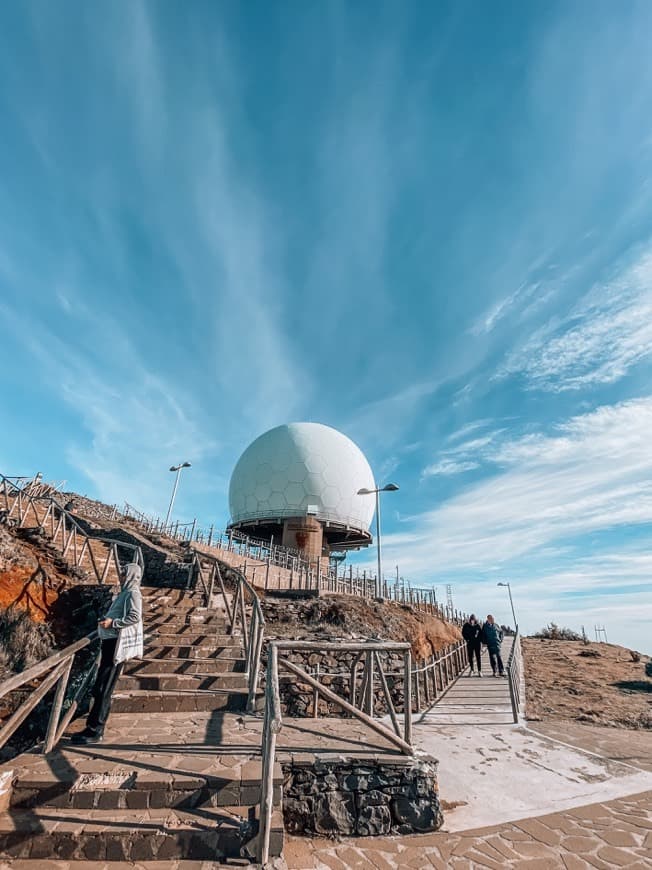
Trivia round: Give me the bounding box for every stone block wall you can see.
[75,522,193,589]
[276,648,407,718]
[283,757,443,837]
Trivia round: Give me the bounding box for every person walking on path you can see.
[71,562,143,745]
[462,614,482,676]
[481,614,505,677]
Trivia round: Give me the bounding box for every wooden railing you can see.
[506,629,523,723]
[258,638,413,865]
[411,639,468,710]
[120,502,468,622]
[0,473,143,585]
[0,632,98,754]
[190,549,265,713]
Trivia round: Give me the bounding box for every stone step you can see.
[143,641,243,661]
[11,760,282,811]
[6,861,251,869]
[144,623,230,636]
[144,597,233,607]
[117,673,249,692]
[144,613,229,627]
[144,633,242,647]
[141,588,204,599]
[112,688,251,713]
[142,598,208,610]
[0,805,284,861]
[123,657,247,675]
[140,648,245,662]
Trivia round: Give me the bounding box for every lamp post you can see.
[165,462,191,528]
[497,582,517,631]
[357,483,399,598]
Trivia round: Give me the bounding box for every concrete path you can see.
[421,638,515,726]
[411,722,652,832]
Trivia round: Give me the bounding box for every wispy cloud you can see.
[393,395,652,573]
[498,247,652,391]
[0,295,218,515]
[421,458,479,478]
[421,430,503,479]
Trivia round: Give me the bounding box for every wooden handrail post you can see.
[44,657,74,753]
[403,649,412,745]
[312,664,319,718]
[365,649,374,717]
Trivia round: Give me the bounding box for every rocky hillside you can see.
[523,637,652,730]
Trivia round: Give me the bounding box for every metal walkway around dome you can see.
[417,637,516,725]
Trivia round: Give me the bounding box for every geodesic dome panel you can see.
[229,423,376,531]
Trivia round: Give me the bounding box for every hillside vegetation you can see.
[523,638,652,730]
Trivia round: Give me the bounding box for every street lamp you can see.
[497,582,517,631]
[357,483,399,598]
[165,462,191,528]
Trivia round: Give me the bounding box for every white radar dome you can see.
[229,423,376,531]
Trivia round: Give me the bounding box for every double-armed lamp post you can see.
[357,483,399,598]
[165,461,191,528]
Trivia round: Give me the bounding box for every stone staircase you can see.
[0,585,284,863]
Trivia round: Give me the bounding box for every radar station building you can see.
[228,422,375,566]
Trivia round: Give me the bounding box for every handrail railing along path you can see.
[506,627,523,723]
[0,632,99,754]
[1,473,143,585]
[189,548,265,713]
[258,638,414,865]
[121,502,469,623]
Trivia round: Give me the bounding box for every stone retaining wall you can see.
[73,520,192,588]
[282,757,443,837]
[277,648,406,718]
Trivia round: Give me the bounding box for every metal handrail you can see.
[0,631,99,754]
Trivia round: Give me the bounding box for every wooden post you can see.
[312,664,320,718]
[374,651,400,737]
[423,657,431,707]
[258,646,280,865]
[365,649,374,717]
[44,658,73,753]
[279,657,412,755]
[403,650,412,746]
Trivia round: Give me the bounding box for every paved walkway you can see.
[284,789,652,869]
[422,638,515,726]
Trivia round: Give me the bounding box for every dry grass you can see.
[523,638,652,730]
[0,605,54,677]
[264,594,461,660]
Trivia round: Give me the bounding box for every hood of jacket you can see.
[120,562,142,593]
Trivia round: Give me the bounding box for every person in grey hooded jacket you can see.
[71,562,143,744]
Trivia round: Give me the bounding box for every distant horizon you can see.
[2,1,652,657]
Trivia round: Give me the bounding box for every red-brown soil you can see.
[523,638,652,730]
[0,566,62,622]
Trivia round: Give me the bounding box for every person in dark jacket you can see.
[481,614,505,676]
[462,614,482,676]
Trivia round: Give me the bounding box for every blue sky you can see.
[1,1,652,652]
